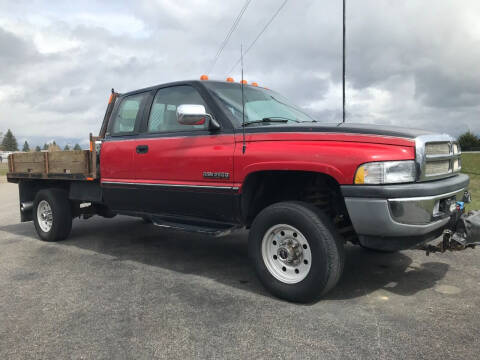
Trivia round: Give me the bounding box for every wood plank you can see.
[12,152,45,173]
[48,150,90,175]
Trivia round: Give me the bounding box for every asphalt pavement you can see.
[1,182,479,359]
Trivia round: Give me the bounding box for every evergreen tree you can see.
[458,131,479,151]
[48,142,61,152]
[1,129,19,151]
[22,141,30,152]
[73,143,82,150]
[42,143,48,150]
[64,144,70,151]
[35,145,41,152]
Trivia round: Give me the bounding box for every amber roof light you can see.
[251,82,258,87]
[226,77,234,82]
[200,74,209,80]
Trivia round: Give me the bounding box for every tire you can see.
[249,201,345,303]
[33,189,72,242]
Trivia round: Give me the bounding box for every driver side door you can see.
[132,85,236,221]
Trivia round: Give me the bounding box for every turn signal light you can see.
[251,82,258,87]
[200,74,209,80]
[226,77,234,82]
[240,80,247,84]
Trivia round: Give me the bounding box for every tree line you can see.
[0,129,82,152]
[458,131,480,151]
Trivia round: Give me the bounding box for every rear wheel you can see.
[33,189,72,242]
[249,201,345,303]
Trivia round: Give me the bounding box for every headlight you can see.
[354,160,416,184]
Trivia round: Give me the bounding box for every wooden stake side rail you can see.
[7,150,98,181]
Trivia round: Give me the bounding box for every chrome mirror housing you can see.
[176,104,220,129]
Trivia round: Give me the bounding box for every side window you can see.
[147,85,209,133]
[111,93,147,135]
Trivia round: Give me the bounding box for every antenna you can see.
[342,0,346,123]
[241,44,246,154]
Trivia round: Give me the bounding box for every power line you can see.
[227,0,288,75]
[207,0,252,75]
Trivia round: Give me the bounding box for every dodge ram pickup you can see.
[7,77,479,302]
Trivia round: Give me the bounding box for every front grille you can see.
[415,135,461,181]
[425,143,450,155]
[425,160,450,176]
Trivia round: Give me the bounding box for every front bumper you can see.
[341,173,470,250]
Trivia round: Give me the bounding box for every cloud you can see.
[0,0,479,146]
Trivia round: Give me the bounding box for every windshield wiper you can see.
[242,117,298,127]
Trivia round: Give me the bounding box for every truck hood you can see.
[244,122,433,139]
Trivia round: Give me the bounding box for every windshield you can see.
[204,82,317,127]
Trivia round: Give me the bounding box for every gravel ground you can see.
[1,182,479,359]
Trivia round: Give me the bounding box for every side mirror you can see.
[176,104,220,130]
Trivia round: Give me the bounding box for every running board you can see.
[150,215,241,237]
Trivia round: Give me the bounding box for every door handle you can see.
[136,145,149,154]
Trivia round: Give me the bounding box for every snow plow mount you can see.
[421,205,480,256]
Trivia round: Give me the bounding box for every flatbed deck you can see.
[7,136,99,182]
[7,150,95,182]
[7,150,97,180]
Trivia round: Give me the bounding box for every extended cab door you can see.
[101,91,150,211]
[132,85,236,221]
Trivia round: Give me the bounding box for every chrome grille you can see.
[425,160,450,176]
[425,143,450,155]
[415,135,461,181]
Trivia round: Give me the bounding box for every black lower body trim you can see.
[102,182,239,223]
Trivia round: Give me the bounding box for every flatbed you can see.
[7,147,97,182]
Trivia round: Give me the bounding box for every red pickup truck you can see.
[7,78,476,302]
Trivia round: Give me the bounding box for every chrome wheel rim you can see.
[37,200,53,233]
[261,224,312,284]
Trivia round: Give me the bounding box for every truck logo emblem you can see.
[203,171,230,179]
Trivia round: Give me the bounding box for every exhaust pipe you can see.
[20,202,33,212]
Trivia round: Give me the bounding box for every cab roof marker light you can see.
[240,80,247,84]
[226,77,234,82]
[251,82,258,87]
[200,75,209,80]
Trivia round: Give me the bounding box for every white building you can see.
[0,151,12,163]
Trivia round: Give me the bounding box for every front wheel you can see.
[33,189,72,242]
[249,201,345,302]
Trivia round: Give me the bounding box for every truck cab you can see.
[7,78,476,302]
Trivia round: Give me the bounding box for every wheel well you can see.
[240,171,357,243]
[19,180,70,222]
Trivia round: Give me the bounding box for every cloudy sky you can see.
[0,0,479,147]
